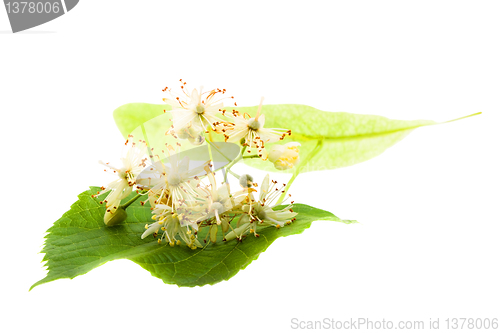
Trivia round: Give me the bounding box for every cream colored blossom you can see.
[225,174,297,241]
[268,142,300,170]
[163,82,232,133]
[194,167,247,242]
[142,204,202,249]
[147,154,208,209]
[223,98,291,150]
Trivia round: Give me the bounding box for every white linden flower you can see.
[147,154,209,209]
[93,138,148,215]
[142,204,202,249]
[195,167,247,242]
[225,174,297,241]
[223,98,291,150]
[163,81,233,133]
[268,142,300,170]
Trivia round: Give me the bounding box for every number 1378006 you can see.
[5,2,60,14]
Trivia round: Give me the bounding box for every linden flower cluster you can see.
[94,81,301,249]
[163,82,292,157]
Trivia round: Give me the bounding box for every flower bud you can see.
[104,207,128,226]
[175,126,205,145]
[188,133,205,146]
[221,218,230,233]
[210,224,218,243]
[239,174,254,188]
[176,127,191,140]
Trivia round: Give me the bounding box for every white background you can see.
[1,1,499,332]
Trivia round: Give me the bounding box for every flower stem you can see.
[224,145,246,182]
[242,154,260,159]
[120,193,143,209]
[205,137,233,163]
[228,169,241,179]
[278,139,323,203]
[141,124,155,163]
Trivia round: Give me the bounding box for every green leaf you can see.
[113,103,170,139]
[239,105,479,173]
[237,105,414,172]
[31,187,355,290]
[112,102,479,174]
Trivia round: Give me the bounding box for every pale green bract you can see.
[31,188,355,290]
[113,102,172,140]
[238,104,437,173]
[113,103,477,174]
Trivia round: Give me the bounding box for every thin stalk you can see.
[205,138,232,163]
[228,169,240,179]
[141,124,155,163]
[205,136,215,172]
[278,139,323,203]
[120,193,143,209]
[225,145,246,170]
[224,145,246,182]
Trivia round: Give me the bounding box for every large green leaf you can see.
[239,104,434,173]
[239,105,478,172]
[31,187,355,290]
[112,103,478,174]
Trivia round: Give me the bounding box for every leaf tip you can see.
[29,281,40,292]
